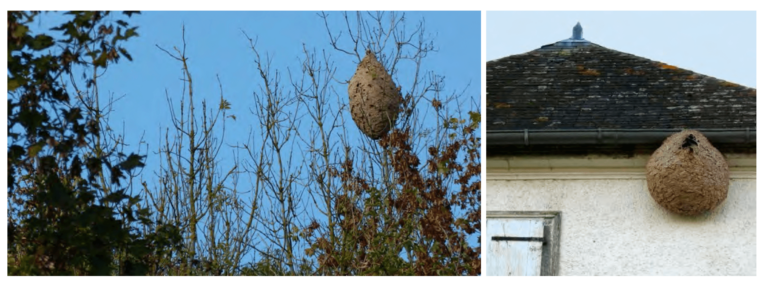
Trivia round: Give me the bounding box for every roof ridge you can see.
[489,43,755,91]
[486,40,756,131]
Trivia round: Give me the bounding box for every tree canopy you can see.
[7,11,481,276]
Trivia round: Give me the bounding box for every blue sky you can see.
[73,11,481,157]
[487,11,756,88]
[17,11,482,267]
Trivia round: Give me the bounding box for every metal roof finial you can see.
[544,21,591,49]
[572,22,583,40]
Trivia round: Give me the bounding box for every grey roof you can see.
[486,43,757,131]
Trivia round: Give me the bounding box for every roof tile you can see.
[487,44,756,131]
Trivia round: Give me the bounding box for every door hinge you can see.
[491,236,547,245]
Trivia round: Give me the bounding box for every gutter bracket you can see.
[746,127,750,143]
[597,128,602,143]
[524,129,529,146]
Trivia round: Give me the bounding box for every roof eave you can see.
[487,128,756,146]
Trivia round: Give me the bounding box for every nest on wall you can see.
[646,130,730,216]
[347,50,402,140]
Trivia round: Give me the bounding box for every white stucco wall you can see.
[486,155,756,275]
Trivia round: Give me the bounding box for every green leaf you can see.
[469,111,481,124]
[438,160,450,175]
[28,141,45,158]
[50,21,69,31]
[124,27,138,39]
[118,153,145,171]
[8,78,23,91]
[128,196,141,206]
[18,110,45,132]
[8,145,25,162]
[118,47,132,61]
[86,157,103,180]
[30,34,55,50]
[110,165,124,184]
[63,108,82,122]
[219,97,231,110]
[12,24,28,39]
[105,188,129,203]
[122,11,141,17]
[124,206,136,222]
[93,51,108,68]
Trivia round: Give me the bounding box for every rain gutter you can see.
[487,128,756,146]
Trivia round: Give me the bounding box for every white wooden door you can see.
[487,217,545,276]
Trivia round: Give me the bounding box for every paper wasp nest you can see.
[347,50,402,140]
[646,130,729,216]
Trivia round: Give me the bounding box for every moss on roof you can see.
[486,44,756,131]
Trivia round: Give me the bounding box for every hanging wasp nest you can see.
[646,130,730,216]
[347,50,402,140]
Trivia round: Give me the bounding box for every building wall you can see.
[486,154,756,275]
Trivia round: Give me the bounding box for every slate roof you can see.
[486,41,757,131]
